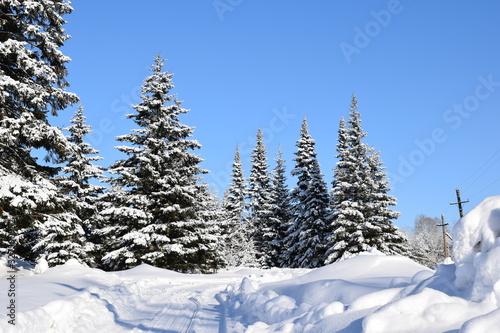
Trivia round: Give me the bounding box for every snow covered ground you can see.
[3,196,500,332]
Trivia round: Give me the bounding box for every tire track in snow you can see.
[185,297,200,333]
[116,274,247,332]
[147,289,199,331]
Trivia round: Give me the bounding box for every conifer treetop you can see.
[284,116,330,268]
[326,95,405,264]
[100,54,210,271]
[0,0,78,118]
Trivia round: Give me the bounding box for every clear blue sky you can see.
[55,0,500,230]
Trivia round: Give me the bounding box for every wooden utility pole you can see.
[437,214,449,258]
[450,187,469,218]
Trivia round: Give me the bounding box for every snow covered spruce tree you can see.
[192,183,224,272]
[247,128,274,266]
[0,0,87,265]
[269,147,293,267]
[282,117,330,268]
[95,185,149,270]
[365,150,407,255]
[325,95,406,264]
[55,105,106,266]
[221,146,260,267]
[99,54,216,272]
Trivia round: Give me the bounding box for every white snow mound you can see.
[453,195,500,305]
[223,253,431,332]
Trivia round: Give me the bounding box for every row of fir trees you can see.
[223,97,408,269]
[0,0,408,272]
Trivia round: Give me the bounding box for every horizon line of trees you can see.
[0,0,432,273]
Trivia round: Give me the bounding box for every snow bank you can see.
[222,252,432,332]
[453,195,500,305]
[12,292,116,333]
[223,218,500,333]
[361,197,500,333]
[363,287,493,333]
[460,307,500,333]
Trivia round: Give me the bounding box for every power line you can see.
[459,149,500,192]
[464,159,500,193]
[469,176,500,200]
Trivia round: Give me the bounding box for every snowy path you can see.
[100,274,234,332]
[98,266,306,332]
[0,262,254,332]
[142,283,226,332]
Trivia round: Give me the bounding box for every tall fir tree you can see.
[0,0,83,265]
[282,117,330,268]
[364,151,408,255]
[55,105,106,266]
[99,54,213,272]
[325,116,357,263]
[248,128,273,265]
[221,146,260,267]
[223,146,247,225]
[269,146,293,267]
[325,95,405,264]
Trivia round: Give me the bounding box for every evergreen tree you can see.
[100,54,211,272]
[248,128,273,265]
[221,146,260,267]
[282,117,330,268]
[32,207,86,267]
[55,105,106,266]
[189,183,223,272]
[0,0,79,176]
[58,105,106,199]
[326,95,405,264]
[97,186,151,271]
[221,195,260,268]
[326,114,363,263]
[269,146,293,267]
[365,151,408,255]
[224,146,247,226]
[0,164,86,266]
[0,0,82,265]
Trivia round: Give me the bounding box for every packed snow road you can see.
[0,259,306,332]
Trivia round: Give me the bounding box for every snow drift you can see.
[222,252,432,332]
[453,195,500,305]
[221,196,500,332]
